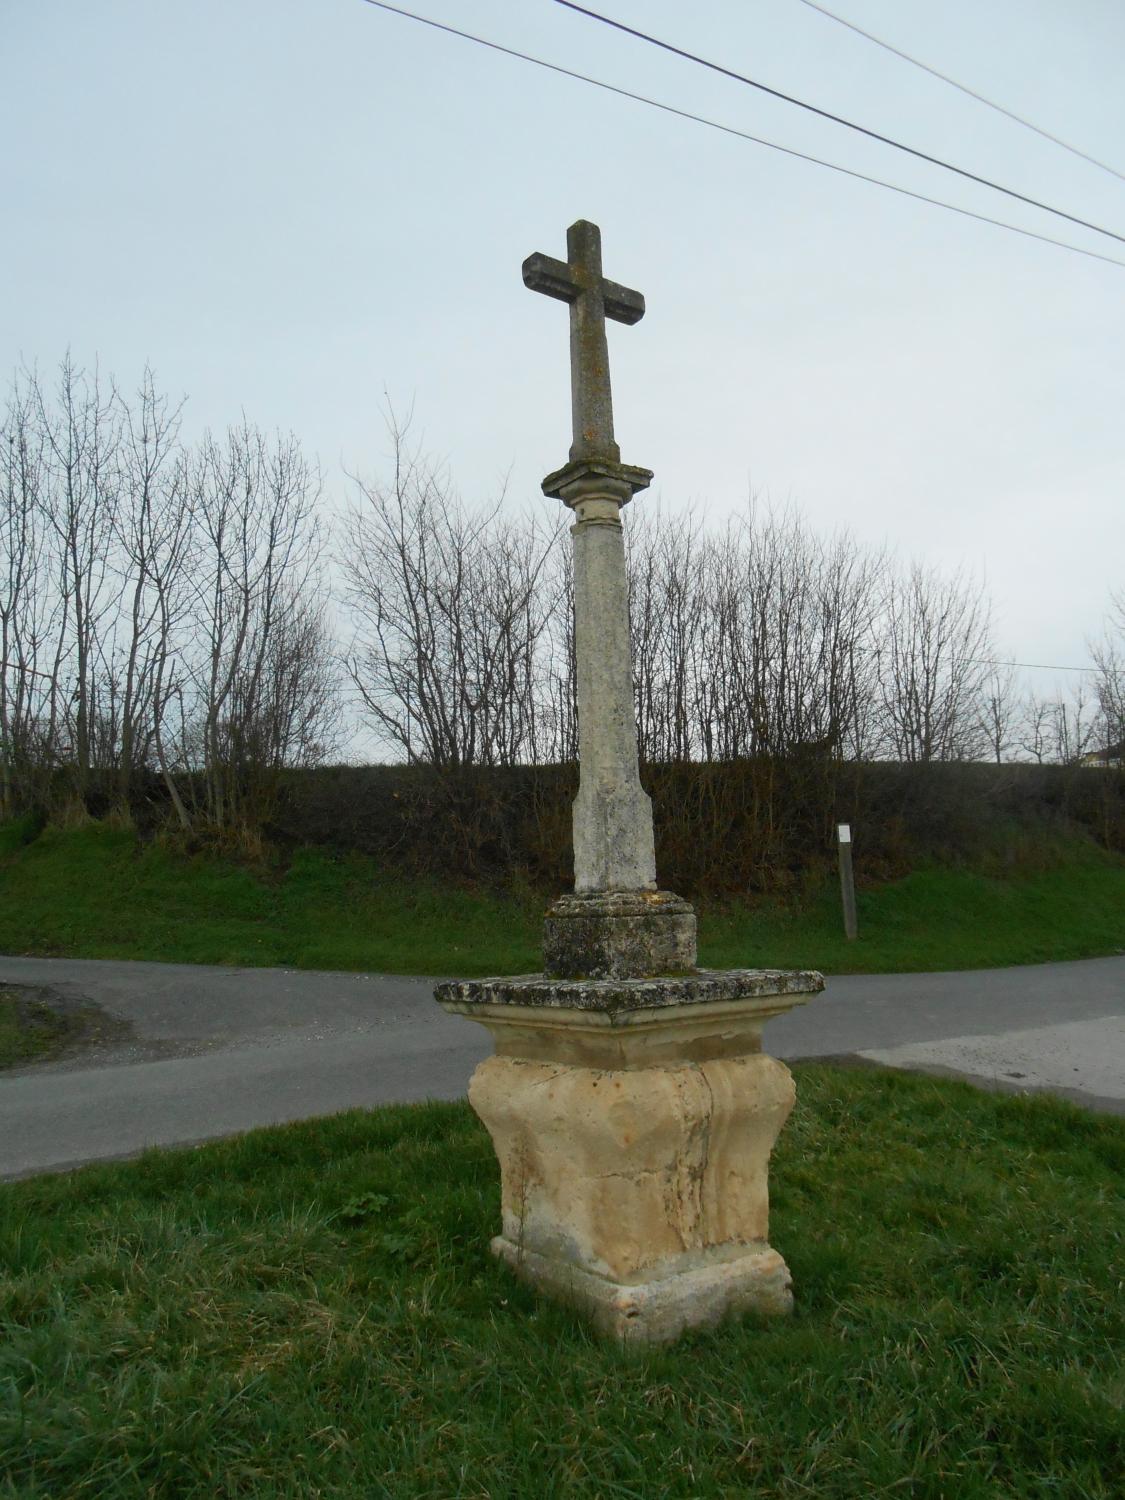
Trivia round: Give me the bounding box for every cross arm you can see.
[522,253,646,325]
[601,278,645,326]
[522,253,578,304]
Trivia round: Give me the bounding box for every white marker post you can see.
[837,824,858,941]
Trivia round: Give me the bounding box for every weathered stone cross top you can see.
[523,219,650,482]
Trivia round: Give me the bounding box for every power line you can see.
[552,0,1125,248]
[793,0,1125,184]
[954,658,1091,676]
[0,661,56,681]
[858,649,1094,675]
[358,2,1125,271]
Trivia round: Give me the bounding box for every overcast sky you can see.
[5,0,1123,705]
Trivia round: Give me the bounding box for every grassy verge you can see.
[0,820,544,975]
[1,1068,1121,1498]
[0,819,1122,977]
[701,847,1125,972]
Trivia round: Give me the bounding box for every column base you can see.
[492,1236,793,1344]
[543,890,697,979]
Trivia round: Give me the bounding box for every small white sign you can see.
[838,824,852,843]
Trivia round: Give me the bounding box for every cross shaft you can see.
[523,219,644,463]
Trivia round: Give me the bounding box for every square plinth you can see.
[436,967,823,1068]
[492,1237,794,1344]
[436,967,824,1342]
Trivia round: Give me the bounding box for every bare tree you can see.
[108,368,192,811]
[627,506,708,762]
[1016,693,1053,764]
[187,422,337,828]
[30,356,122,797]
[623,503,884,765]
[977,662,1019,763]
[1090,590,1125,755]
[537,541,576,764]
[2,356,341,832]
[1015,682,1099,765]
[341,418,561,767]
[877,562,993,762]
[1,382,58,812]
[1047,680,1099,764]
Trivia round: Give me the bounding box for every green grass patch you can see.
[701,846,1125,973]
[1,1069,1121,1497]
[0,819,1123,977]
[0,823,542,975]
[0,809,46,859]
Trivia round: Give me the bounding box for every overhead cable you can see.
[358,2,1125,271]
[793,0,1125,184]
[979,659,1093,675]
[552,0,1125,247]
[865,652,1095,675]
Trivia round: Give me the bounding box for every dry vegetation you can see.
[4,361,1122,858]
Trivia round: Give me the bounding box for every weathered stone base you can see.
[436,968,823,1343]
[491,1236,793,1344]
[543,890,697,979]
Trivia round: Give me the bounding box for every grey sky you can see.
[5,0,1123,701]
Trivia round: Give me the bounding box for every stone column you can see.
[538,458,697,981]
[564,469,655,893]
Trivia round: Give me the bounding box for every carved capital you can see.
[542,456,653,507]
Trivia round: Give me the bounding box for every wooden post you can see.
[837,823,858,941]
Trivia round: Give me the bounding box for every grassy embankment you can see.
[0,815,1122,979]
[1,1069,1122,1497]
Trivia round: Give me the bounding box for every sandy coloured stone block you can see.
[472,1049,793,1266]
[436,971,823,1343]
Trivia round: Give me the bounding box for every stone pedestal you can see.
[436,968,824,1343]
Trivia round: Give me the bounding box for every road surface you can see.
[1,953,1121,1179]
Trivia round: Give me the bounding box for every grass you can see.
[701,846,1125,973]
[1,817,1123,977]
[1,1067,1121,1498]
[0,819,543,975]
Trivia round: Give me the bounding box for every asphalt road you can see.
[1,953,1122,1180]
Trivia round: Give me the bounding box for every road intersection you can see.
[1,953,1121,1179]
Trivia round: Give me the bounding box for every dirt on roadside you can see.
[0,982,134,1070]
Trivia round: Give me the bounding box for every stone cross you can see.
[522,220,696,982]
[523,219,643,465]
[434,220,823,1345]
